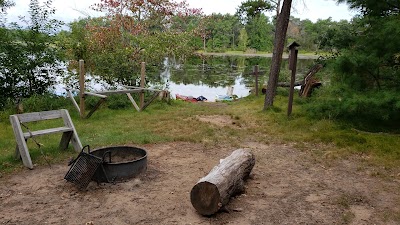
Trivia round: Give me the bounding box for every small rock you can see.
[132,178,141,187]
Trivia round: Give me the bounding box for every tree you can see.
[236,0,274,52]
[0,0,14,11]
[0,0,63,108]
[304,0,400,123]
[237,28,248,51]
[331,0,400,91]
[202,14,242,51]
[337,0,399,16]
[237,0,272,23]
[246,14,274,51]
[263,0,293,109]
[0,0,14,25]
[71,0,202,85]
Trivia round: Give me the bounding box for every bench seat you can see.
[23,127,73,139]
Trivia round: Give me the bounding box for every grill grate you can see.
[64,146,103,190]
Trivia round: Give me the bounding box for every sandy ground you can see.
[1,116,400,225]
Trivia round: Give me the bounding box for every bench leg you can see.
[15,145,20,159]
[61,109,83,152]
[59,131,73,150]
[70,132,82,152]
[10,116,34,169]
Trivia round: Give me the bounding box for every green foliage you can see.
[246,14,274,51]
[330,3,400,90]
[83,95,103,110]
[60,0,202,86]
[287,17,354,53]
[0,0,63,109]
[337,0,400,17]
[203,13,242,52]
[0,0,13,7]
[234,0,274,52]
[317,19,356,52]
[0,93,70,122]
[236,0,273,24]
[0,0,14,13]
[0,0,13,26]
[306,1,400,128]
[106,95,131,110]
[304,85,400,131]
[237,28,248,51]
[21,93,69,112]
[57,18,91,63]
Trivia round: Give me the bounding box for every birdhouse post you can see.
[287,41,300,117]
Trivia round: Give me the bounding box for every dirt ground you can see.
[1,116,400,225]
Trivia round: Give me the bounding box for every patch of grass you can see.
[1,93,400,173]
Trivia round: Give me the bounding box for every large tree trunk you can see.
[263,0,293,110]
[190,149,255,216]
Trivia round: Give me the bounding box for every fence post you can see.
[79,59,85,118]
[140,62,146,110]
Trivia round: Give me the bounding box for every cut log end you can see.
[190,181,221,216]
[190,149,255,216]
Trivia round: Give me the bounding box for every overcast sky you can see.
[5,0,357,25]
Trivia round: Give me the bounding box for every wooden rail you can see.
[65,60,165,118]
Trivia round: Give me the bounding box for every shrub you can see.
[21,94,70,112]
[106,95,131,109]
[0,94,71,122]
[303,85,400,131]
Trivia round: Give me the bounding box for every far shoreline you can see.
[196,51,320,59]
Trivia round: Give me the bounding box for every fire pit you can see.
[90,146,147,183]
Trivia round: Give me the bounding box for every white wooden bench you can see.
[10,109,82,169]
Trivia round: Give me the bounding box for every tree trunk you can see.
[190,149,255,216]
[263,0,293,110]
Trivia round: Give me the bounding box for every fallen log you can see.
[190,149,255,216]
[299,64,323,97]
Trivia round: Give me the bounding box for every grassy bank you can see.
[1,93,399,173]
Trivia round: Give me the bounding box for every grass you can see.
[1,93,400,173]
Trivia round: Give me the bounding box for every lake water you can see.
[160,55,315,101]
[57,55,316,102]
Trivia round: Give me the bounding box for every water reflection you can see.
[57,55,315,101]
[154,55,315,102]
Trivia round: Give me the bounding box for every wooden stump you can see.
[190,149,255,216]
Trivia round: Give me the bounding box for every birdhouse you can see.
[287,41,300,50]
[288,41,300,70]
